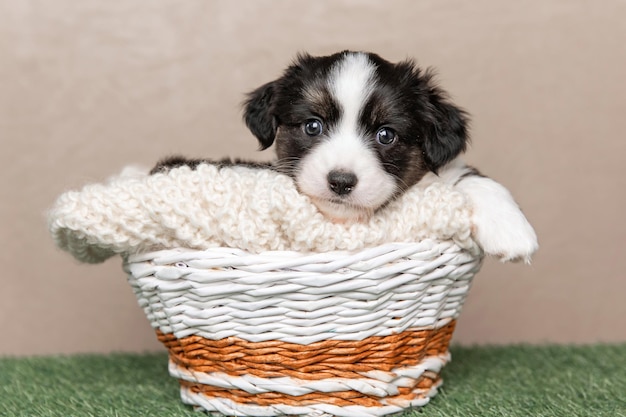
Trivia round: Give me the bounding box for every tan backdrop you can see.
[1,0,625,356]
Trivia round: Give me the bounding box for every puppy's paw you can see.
[458,176,538,263]
[472,206,538,263]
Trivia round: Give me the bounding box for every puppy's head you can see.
[244,51,469,222]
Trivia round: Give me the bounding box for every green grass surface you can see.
[1,345,625,417]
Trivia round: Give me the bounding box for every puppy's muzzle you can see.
[327,170,358,196]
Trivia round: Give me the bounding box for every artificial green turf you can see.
[1,345,625,417]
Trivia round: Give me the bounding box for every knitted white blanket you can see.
[48,164,478,263]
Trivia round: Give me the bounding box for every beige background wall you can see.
[1,0,625,356]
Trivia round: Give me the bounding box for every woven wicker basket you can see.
[124,240,482,417]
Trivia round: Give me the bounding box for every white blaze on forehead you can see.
[328,52,376,134]
[295,53,397,221]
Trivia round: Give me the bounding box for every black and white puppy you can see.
[243,50,537,262]
[155,51,538,262]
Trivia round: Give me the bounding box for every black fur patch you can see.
[454,166,485,185]
[150,155,273,175]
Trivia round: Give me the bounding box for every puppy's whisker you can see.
[273,158,301,174]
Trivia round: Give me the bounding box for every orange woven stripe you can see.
[180,371,440,407]
[157,320,455,380]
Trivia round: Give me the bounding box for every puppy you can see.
[154,51,538,262]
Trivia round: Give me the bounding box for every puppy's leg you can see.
[455,172,538,263]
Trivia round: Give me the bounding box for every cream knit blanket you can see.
[48,164,478,263]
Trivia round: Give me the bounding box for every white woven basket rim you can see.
[125,239,482,343]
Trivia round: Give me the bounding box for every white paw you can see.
[472,204,538,263]
[457,176,538,263]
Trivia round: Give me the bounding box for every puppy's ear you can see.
[421,74,469,172]
[243,81,277,150]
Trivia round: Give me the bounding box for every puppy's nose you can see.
[327,170,358,196]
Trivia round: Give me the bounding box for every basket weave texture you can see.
[125,240,482,417]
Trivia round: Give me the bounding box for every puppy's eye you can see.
[304,119,323,136]
[376,127,397,145]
